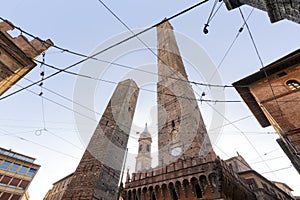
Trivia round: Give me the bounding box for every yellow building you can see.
[0,147,40,199]
[43,173,74,200]
[21,192,30,200]
[226,154,295,200]
[0,20,52,96]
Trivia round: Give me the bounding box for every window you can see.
[10,195,21,200]
[146,144,150,152]
[1,193,11,200]
[286,80,300,90]
[171,120,175,128]
[9,163,20,173]
[139,144,143,152]
[151,192,156,200]
[195,183,203,198]
[18,166,29,175]
[27,168,37,177]
[171,188,178,200]
[0,161,11,170]
[19,180,29,189]
[245,178,257,190]
[9,178,21,187]
[0,175,12,185]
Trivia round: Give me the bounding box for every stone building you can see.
[121,20,256,200]
[43,173,74,200]
[60,79,139,200]
[0,147,40,199]
[135,124,152,172]
[226,155,295,200]
[0,20,53,96]
[233,49,300,173]
[21,192,30,200]
[223,0,300,24]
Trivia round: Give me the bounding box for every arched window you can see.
[151,192,157,200]
[171,188,178,200]
[139,144,143,152]
[146,144,150,152]
[286,80,300,90]
[195,183,202,198]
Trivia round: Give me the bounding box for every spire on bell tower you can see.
[135,123,152,172]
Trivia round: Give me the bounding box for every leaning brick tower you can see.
[62,79,139,200]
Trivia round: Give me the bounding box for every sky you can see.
[0,0,299,199]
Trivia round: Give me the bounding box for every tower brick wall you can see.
[61,79,139,200]
[123,19,260,200]
[157,20,216,167]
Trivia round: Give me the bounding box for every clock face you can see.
[171,147,182,156]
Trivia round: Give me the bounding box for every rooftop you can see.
[0,146,36,164]
[139,123,152,140]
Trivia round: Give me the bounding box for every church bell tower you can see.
[135,123,152,172]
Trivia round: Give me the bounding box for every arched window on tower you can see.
[286,79,300,90]
[146,144,150,152]
[151,192,157,200]
[195,183,203,198]
[139,144,143,152]
[171,188,178,200]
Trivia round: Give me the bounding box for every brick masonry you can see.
[61,79,139,200]
[223,0,300,23]
[156,20,216,167]
[233,49,300,173]
[122,20,256,200]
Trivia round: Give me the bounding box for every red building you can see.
[233,49,300,173]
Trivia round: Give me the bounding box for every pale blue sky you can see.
[0,1,299,199]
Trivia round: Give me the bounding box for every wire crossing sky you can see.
[0,0,299,199]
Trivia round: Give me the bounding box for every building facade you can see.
[43,173,74,200]
[122,20,256,200]
[21,192,30,200]
[135,124,152,172]
[233,49,300,173]
[0,20,53,96]
[226,155,295,200]
[0,147,40,200]
[60,79,139,200]
[223,0,300,24]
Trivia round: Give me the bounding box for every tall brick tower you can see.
[62,79,139,200]
[157,20,216,166]
[122,20,256,200]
